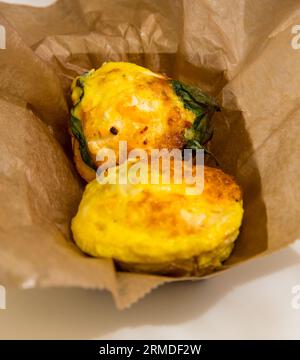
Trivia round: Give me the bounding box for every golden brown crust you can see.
[72,136,95,183]
[117,241,235,277]
[203,166,242,203]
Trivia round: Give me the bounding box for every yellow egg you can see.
[71,163,243,276]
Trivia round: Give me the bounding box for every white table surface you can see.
[0,0,300,340]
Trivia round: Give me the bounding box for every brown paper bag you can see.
[0,0,299,309]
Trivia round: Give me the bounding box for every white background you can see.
[0,0,299,339]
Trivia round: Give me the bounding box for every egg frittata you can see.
[71,163,243,276]
[70,62,219,182]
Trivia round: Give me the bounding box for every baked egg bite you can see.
[71,162,243,276]
[70,62,219,182]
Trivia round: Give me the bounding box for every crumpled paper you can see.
[0,0,299,309]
